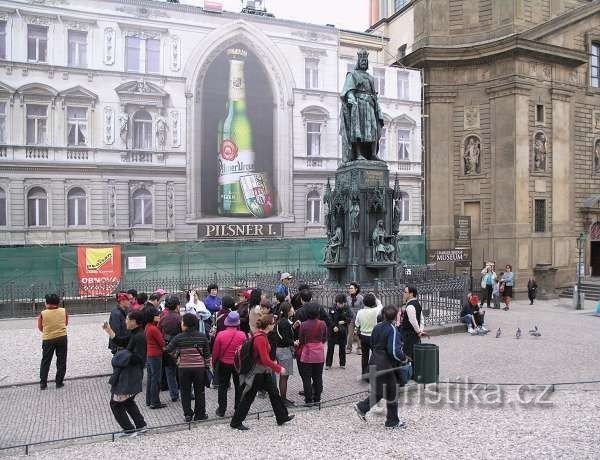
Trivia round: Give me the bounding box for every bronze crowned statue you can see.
[340,49,385,163]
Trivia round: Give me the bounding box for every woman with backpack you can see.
[230,313,294,431]
[298,303,327,406]
[212,311,246,417]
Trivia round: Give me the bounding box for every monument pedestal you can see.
[533,264,558,300]
[322,160,399,286]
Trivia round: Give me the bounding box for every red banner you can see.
[77,246,122,296]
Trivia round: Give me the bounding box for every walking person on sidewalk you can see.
[502,265,514,310]
[38,293,68,390]
[355,293,383,381]
[230,313,294,431]
[103,310,147,437]
[212,311,246,417]
[354,305,409,429]
[165,313,211,422]
[326,294,352,369]
[527,275,538,305]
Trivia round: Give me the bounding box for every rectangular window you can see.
[307,122,321,156]
[534,199,546,233]
[27,25,48,63]
[68,196,86,226]
[536,104,544,123]
[397,71,409,99]
[26,105,47,145]
[0,190,6,226]
[592,43,600,88]
[68,30,87,68]
[374,68,385,95]
[379,126,387,158]
[28,197,47,227]
[0,102,6,143]
[126,36,141,72]
[305,58,319,89]
[0,21,6,59]
[67,107,88,146]
[397,128,411,160]
[146,38,160,73]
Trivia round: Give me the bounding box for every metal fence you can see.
[0,267,468,325]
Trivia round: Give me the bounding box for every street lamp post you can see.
[576,232,586,310]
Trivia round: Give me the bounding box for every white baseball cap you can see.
[280,272,293,281]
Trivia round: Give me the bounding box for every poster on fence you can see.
[77,246,122,296]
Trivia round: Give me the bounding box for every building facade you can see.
[0,0,422,264]
[369,0,600,288]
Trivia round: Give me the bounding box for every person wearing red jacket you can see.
[212,311,246,417]
[230,313,295,431]
[145,307,166,409]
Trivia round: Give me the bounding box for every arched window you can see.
[398,191,410,223]
[306,190,321,224]
[67,187,86,226]
[27,187,47,227]
[132,110,153,150]
[0,187,6,226]
[132,188,152,225]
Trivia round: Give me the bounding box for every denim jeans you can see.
[146,356,162,406]
[164,362,179,401]
[461,314,474,326]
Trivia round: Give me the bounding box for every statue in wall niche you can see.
[371,220,396,263]
[534,132,547,171]
[350,199,360,233]
[463,136,481,175]
[118,113,129,143]
[340,49,385,163]
[324,226,343,264]
[156,116,168,148]
[594,140,600,174]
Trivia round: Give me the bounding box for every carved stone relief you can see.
[463,106,480,130]
[170,110,180,147]
[104,106,114,145]
[170,36,181,72]
[167,182,175,229]
[103,27,115,65]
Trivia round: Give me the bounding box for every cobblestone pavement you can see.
[1,298,599,457]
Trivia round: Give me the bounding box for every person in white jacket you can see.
[184,289,211,335]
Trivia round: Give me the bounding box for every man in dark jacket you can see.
[108,292,131,354]
[354,305,408,429]
[103,310,147,437]
[325,294,352,369]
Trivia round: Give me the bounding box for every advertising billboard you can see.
[77,246,122,296]
[200,45,276,219]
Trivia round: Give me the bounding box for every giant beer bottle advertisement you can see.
[200,44,276,231]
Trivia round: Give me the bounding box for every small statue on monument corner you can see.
[340,49,385,164]
[324,226,343,264]
[350,199,360,233]
[371,220,396,263]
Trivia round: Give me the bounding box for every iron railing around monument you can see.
[0,267,467,325]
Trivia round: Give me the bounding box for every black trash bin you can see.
[413,343,439,384]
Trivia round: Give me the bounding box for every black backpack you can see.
[233,335,255,375]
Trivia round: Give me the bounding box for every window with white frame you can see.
[374,68,385,95]
[67,187,86,226]
[67,107,88,146]
[0,102,6,143]
[126,36,160,73]
[0,187,6,226]
[0,21,6,59]
[307,122,321,156]
[397,128,411,160]
[27,25,48,63]
[306,190,321,224]
[379,126,387,159]
[305,58,319,89]
[592,42,600,88]
[397,191,410,223]
[132,110,153,149]
[27,187,47,227]
[68,30,87,68]
[397,71,409,99]
[132,188,152,225]
[26,105,48,145]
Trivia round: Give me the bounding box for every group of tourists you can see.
[36,272,431,436]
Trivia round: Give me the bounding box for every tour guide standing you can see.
[230,313,294,431]
[401,285,425,361]
[275,272,293,302]
[38,293,68,390]
[354,305,409,428]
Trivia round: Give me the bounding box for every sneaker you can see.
[194,413,208,421]
[340,365,346,369]
[467,327,474,335]
[277,414,295,426]
[480,325,489,333]
[184,415,193,423]
[136,426,148,434]
[353,403,367,422]
[150,403,167,409]
[115,431,136,439]
[385,421,407,429]
[283,398,296,407]
[231,423,249,431]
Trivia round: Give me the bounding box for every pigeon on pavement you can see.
[495,328,501,338]
[529,326,538,334]
[516,328,522,339]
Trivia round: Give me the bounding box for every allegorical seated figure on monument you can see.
[340,49,385,164]
[371,220,396,263]
[324,226,343,264]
